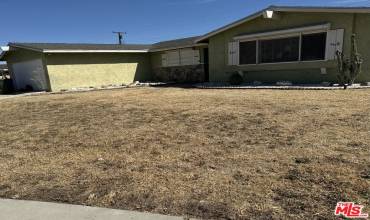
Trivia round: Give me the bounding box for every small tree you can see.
[336,34,363,89]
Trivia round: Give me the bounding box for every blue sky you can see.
[1,0,370,46]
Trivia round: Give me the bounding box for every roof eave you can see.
[9,44,44,53]
[272,6,370,13]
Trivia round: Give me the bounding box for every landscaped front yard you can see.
[0,87,369,219]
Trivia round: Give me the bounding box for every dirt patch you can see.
[0,88,369,219]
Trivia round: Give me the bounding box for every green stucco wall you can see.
[207,12,370,84]
[45,53,152,91]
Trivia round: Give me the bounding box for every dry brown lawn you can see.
[0,87,369,219]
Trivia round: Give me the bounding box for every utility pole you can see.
[112,31,126,45]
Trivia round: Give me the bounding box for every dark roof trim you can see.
[196,5,370,42]
[271,5,370,13]
[8,43,43,52]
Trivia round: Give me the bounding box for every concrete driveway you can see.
[0,199,187,220]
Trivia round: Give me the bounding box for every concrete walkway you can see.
[0,199,187,220]
[0,92,46,100]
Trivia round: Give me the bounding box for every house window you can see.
[301,32,327,61]
[235,31,330,66]
[166,50,180,67]
[258,36,300,63]
[180,48,200,66]
[239,41,257,65]
[162,49,200,67]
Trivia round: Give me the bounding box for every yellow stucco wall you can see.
[45,53,152,91]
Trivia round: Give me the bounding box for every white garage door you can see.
[11,59,48,91]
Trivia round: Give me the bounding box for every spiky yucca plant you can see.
[336,34,363,89]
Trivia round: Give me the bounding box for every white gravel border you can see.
[194,83,370,90]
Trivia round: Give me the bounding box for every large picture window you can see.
[259,37,300,63]
[239,41,257,65]
[238,31,328,65]
[301,32,327,61]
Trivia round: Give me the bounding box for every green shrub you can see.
[229,73,243,85]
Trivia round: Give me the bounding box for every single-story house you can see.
[1,5,370,91]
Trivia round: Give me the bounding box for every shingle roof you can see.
[8,38,205,53]
[9,43,151,52]
[150,36,202,51]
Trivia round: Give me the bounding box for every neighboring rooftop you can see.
[150,36,203,51]
[8,43,152,52]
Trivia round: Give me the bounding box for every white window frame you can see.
[234,24,339,66]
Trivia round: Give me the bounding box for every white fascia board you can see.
[234,23,331,41]
[149,43,208,52]
[43,49,149,53]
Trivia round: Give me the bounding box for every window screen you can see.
[258,37,300,63]
[239,41,257,65]
[301,32,327,61]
